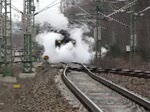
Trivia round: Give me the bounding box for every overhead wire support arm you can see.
[74,2,129,28]
[34,0,64,16]
[99,12,129,27]
[106,0,137,17]
[135,5,150,16]
[75,4,92,17]
[73,3,106,29]
[139,6,150,13]
[11,4,23,14]
[108,3,118,11]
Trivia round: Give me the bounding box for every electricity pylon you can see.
[0,0,13,76]
[22,0,35,73]
[0,0,3,73]
[129,0,136,68]
[95,0,103,63]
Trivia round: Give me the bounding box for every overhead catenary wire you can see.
[12,0,22,2]
[82,16,107,29]
[99,12,129,27]
[106,0,137,17]
[72,4,107,29]
[11,0,150,25]
[34,0,65,16]
[30,0,129,28]
[108,3,118,11]
[75,4,92,17]
[35,0,58,13]
[11,0,61,16]
[108,2,120,11]
[74,3,129,27]
[11,4,23,14]
[136,5,150,16]
[70,19,89,27]
[11,0,143,28]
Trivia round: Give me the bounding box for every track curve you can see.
[62,63,150,112]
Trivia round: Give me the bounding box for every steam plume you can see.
[35,5,106,63]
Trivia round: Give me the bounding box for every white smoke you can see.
[36,27,94,63]
[36,6,69,30]
[35,5,107,63]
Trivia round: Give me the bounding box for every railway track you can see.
[62,62,150,112]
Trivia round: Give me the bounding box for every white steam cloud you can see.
[36,27,94,63]
[35,5,107,63]
[36,7,69,30]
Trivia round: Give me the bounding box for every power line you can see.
[70,19,87,26]
[70,3,107,29]
[37,0,58,12]
[108,3,118,10]
[75,4,92,17]
[74,3,129,27]
[106,0,137,17]
[11,0,64,17]
[11,4,23,14]
[108,2,119,10]
[12,0,22,2]
[34,0,64,16]
[83,16,107,29]
[99,12,129,27]
[140,6,150,13]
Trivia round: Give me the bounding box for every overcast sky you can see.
[12,0,60,21]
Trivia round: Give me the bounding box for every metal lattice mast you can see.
[129,0,136,68]
[0,0,13,76]
[60,0,63,13]
[95,0,103,64]
[99,0,104,60]
[22,0,34,73]
[95,0,99,61]
[31,0,36,62]
[0,0,3,70]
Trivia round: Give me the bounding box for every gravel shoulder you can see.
[0,63,78,112]
[95,73,150,100]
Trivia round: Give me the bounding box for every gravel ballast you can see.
[0,64,78,112]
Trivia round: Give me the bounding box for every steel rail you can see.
[81,64,150,111]
[62,64,103,112]
[68,65,150,79]
[93,68,150,79]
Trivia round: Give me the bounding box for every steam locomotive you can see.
[51,29,76,48]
